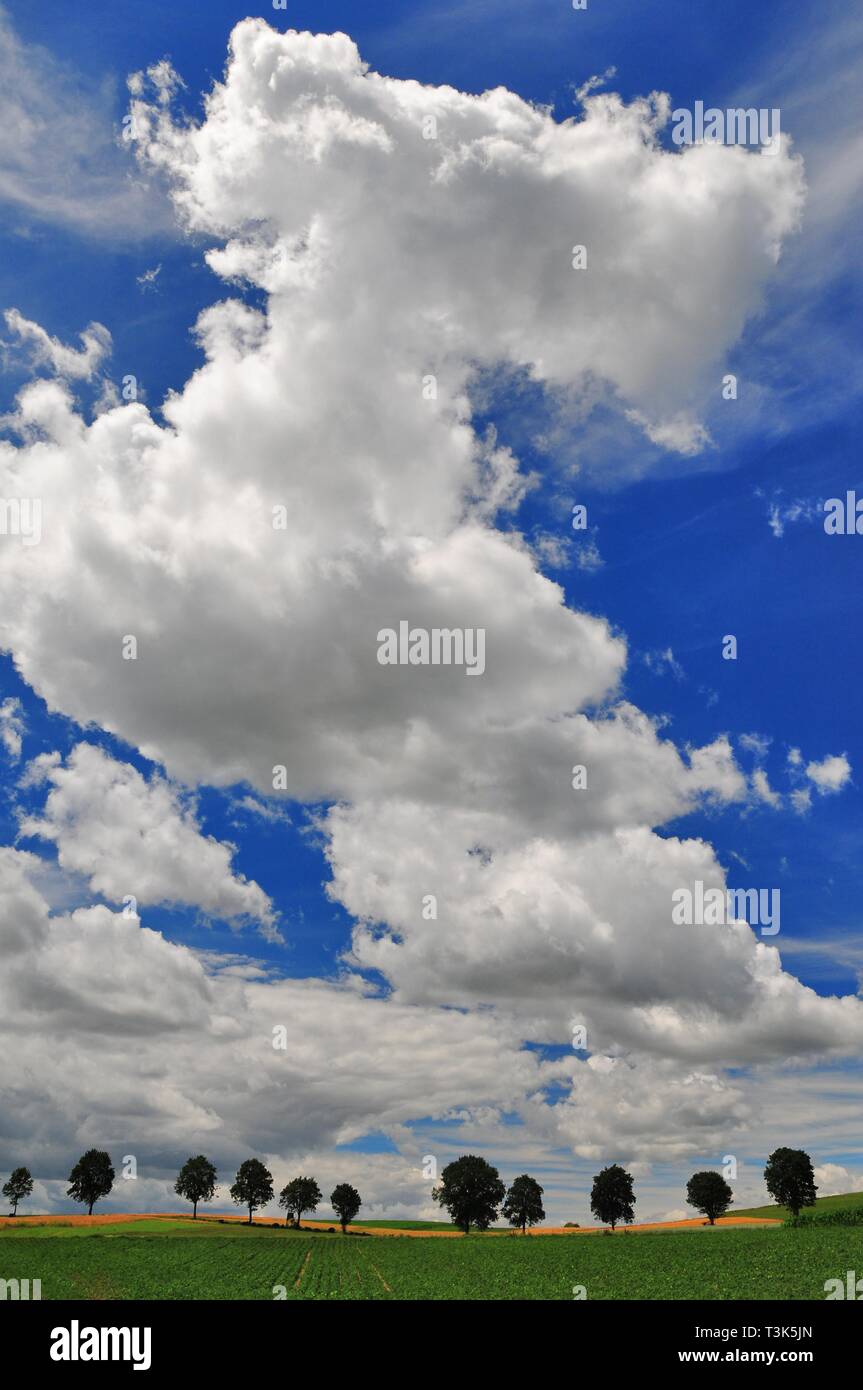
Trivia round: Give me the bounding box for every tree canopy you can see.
[590,1164,635,1231]
[67,1149,115,1216]
[279,1176,322,1228]
[330,1183,362,1232]
[2,1166,34,1216]
[502,1174,545,1233]
[686,1170,733,1225]
[764,1148,817,1220]
[175,1155,218,1219]
[432,1155,506,1234]
[230,1159,274,1224]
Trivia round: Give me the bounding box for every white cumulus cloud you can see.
[19,743,278,937]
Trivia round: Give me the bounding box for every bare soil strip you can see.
[0,1211,781,1236]
[294,1250,312,1289]
[520,1216,781,1236]
[369,1261,392,1292]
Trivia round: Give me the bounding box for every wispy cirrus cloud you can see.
[0,4,171,238]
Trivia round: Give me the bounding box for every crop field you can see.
[1,1223,860,1300]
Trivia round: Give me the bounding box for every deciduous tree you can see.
[2,1167,34,1216]
[686,1170,733,1225]
[279,1176,322,1229]
[330,1183,361,1233]
[764,1148,817,1222]
[432,1155,505,1235]
[590,1164,635,1232]
[67,1150,115,1217]
[175,1155,217,1219]
[502,1174,545,1233]
[230,1159,274,1225]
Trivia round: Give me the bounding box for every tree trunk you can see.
[297,1209,302,1230]
[11,1198,17,1216]
[341,1220,347,1233]
[248,1205,253,1225]
[88,1199,94,1216]
[521,1220,526,1234]
[193,1200,198,1220]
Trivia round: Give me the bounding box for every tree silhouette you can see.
[590,1164,635,1232]
[330,1183,361,1232]
[67,1150,115,1216]
[174,1155,217,1219]
[764,1148,817,1222]
[502,1174,545,1233]
[278,1176,322,1229]
[686,1171,733,1225]
[432,1155,505,1234]
[3,1167,34,1216]
[230,1159,274,1224]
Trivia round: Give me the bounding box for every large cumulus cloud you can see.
[0,19,805,800]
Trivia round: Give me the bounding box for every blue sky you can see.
[0,0,861,1223]
[2,0,859,979]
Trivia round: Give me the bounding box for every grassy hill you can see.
[733,1190,863,1221]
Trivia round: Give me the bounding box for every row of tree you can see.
[683,1149,818,1227]
[2,1153,360,1231]
[2,1146,818,1231]
[431,1148,818,1232]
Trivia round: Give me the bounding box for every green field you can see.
[2,1221,861,1299]
[333,1219,460,1231]
[733,1190,863,1222]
